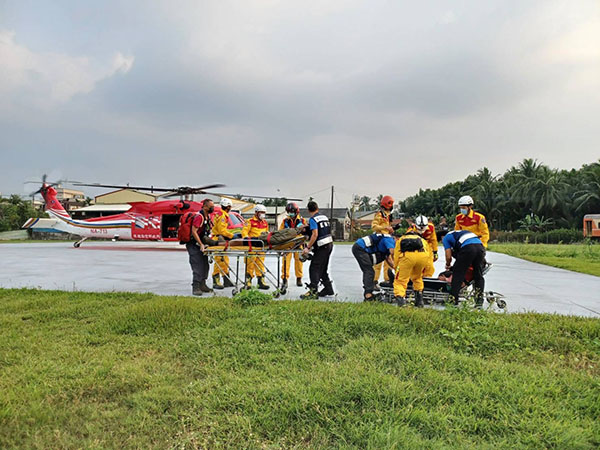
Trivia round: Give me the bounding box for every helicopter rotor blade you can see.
[71,182,175,192]
[25,173,68,197]
[71,182,226,195]
[212,192,303,201]
[160,192,181,198]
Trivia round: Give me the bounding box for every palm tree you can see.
[359,196,372,211]
[510,159,547,209]
[574,162,600,213]
[530,168,568,218]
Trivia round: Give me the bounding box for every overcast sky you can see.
[1,0,599,208]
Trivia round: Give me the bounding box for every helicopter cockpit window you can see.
[229,212,244,226]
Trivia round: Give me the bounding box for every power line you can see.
[299,186,332,200]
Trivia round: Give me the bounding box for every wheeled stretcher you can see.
[204,235,307,296]
[378,263,507,309]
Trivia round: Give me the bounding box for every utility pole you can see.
[274,189,281,231]
[330,186,334,218]
[330,186,334,239]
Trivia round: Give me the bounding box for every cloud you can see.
[439,11,456,25]
[0,30,134,107]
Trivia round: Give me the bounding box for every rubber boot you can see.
[318,281,334,297]
[212,274,224,290]
[300,288,318,300]
[199,280,213,293]
[192,282,203,296]
[257,276,270,290]
[414,291,424,308]
[223,273,234,288]
[296,277,303,287]
[395,296,407,307]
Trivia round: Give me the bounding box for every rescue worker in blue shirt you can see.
[442,230,486,307]
[352,233,396,301]
[300,201,334,299]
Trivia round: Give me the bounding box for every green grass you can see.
[1,289,599,449]
[489,243,600,277]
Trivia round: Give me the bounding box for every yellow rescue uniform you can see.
[455,210,489,247]
[408,222,438,277]
[280,216,306,279]
[242,217,269,277]
[211,210,234,277]
[393,233,430,297]
[372,209,393,282]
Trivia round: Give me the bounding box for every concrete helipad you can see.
[1,242,599,317]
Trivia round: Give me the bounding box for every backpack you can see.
[178,212,201,244]
[400,234,424,253]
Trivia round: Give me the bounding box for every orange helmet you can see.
[380,195,394,210]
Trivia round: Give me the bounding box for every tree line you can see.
[0,196,45,232]
[398,159,600,231]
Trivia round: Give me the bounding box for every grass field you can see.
[1,289,599,449]
[489,243,600,277]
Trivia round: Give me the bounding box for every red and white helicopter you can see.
[23,178,249,247]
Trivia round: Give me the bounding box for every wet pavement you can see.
[1,242,599,317]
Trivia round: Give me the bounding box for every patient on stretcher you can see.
[437,266,474,287]
[207,228,307,251]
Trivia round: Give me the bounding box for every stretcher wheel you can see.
[73,242,80,248]
[274,292,281,299]
[280,288,287,295]
[497,299,507,309]
[232,288,238,296]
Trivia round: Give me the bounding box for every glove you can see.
[433,251,438,262]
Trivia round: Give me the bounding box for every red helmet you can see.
[285,202,299,214]
[380,195,394,210]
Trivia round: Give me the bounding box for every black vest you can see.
[311,213,333,247]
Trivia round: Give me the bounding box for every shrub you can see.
[233,288,272,308]
[490,228,583,244]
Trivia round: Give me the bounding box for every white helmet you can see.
[458,195,474,206]
[220,198,232,208]
[255,204,267,213]
[414,215,429,232]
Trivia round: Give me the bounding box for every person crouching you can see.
[393,227,430,307]
[352,232,396,301]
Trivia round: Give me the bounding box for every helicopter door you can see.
[131,214,162,240]
[161,214,181,240]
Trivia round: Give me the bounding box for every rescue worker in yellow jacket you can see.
[393,227,430,307]
[242,204,270,290]
[454,195,489,247]
[408,215,439,277]
[211,198,236,289]
[280,202,307,290]
[372,195,395,287]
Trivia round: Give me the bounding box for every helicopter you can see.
[23,178,293,248]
